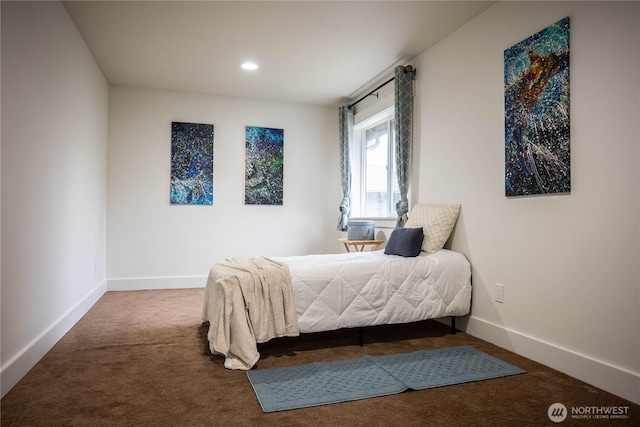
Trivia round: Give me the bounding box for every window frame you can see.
[351,106,398,219]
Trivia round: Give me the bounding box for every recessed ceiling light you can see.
[241,62,258,70]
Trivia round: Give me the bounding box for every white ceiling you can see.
[63,1,495,107]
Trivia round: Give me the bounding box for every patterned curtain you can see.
[394,65,416,227]
[337,105,353,231]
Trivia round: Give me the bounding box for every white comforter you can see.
[274,249,471,333]
[203,249,471,369]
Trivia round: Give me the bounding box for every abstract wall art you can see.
[504,17,570,197]
[245,126,284,205]
[170,121,214,205]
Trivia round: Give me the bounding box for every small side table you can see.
[338,238,384,252]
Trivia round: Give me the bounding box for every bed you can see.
[202,204,471,370]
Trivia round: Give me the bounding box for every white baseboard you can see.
[1,280,107,398]
[465,316,640,405]
[107,275,207,291]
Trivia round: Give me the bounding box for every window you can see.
[352,108,399,218]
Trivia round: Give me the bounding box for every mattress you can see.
[273,249,471,334]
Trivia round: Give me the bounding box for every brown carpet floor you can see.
[1,288,637,426]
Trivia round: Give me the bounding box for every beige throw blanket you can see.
[204,257,299,370]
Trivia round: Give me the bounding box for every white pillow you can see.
[404,204,461,253]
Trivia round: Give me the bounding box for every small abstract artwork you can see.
[170,122,214,205]
[245,126,284,205]
[504,17,570,197]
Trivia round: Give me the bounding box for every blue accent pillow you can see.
[384,227,424,257]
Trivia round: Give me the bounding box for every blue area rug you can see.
[247,345,525,412]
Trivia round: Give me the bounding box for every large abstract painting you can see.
[245,126,284,205]
[504,17,570,197]
[170,122,214,205]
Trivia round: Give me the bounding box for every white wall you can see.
[415,1,639,403]
[107,87,341,290]
[1,1,109,397]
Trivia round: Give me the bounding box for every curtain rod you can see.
[347,65,414,110]
[347,77,394,110]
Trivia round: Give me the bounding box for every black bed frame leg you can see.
[451,316,457,334]
[358,327,364,346]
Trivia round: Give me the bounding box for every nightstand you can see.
[338,238,384,252]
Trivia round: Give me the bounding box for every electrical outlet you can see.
[495,283,504,304]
